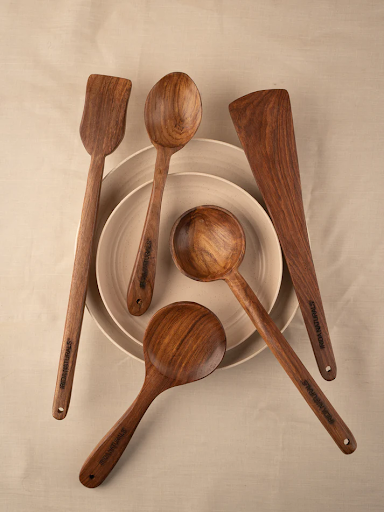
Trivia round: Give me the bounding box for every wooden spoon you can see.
[52,75,132,420]
[229,90,336,381]
[170,206,356,454]
[127,72,202,316]
[79,302,226,488]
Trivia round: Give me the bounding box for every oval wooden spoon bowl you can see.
[171,206,356,454]
[79,301,226,488]
[127,72,202,316]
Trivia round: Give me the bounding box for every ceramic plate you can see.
[86,139,299,368]
[96,172,283,350]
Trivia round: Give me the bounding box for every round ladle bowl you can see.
[171,205,245,281]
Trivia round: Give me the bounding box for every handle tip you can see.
[52,405,68,420]
[319,363,337,381]
[341,434,357,455]
[127,296,150,316]
[79,471,101,488]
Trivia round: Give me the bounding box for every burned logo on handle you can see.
[302,379,335,424]
[309,301,325,349]
[140,239,152,289]
[99,427,128,465]
[59,338,72,389]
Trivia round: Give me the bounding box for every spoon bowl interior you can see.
[144,302,226,385]
[144,72,202,149]
[170,205,246,281]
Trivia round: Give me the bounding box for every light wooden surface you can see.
[1,0,383,511]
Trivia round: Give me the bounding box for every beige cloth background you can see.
[1,0,383,510]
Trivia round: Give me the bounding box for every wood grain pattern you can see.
[229,90,337,381]
[170,205,245,282]
[52,75,132,420]
[171,206,356,454]
[79,302,226,488]
[127,72,202,316]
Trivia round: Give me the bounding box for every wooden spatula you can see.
[229,90,337,381]
[53,75,132,419]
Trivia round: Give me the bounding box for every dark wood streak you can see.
[79,302,226,488]
[52,75,132,420]
[127,72,202,316]
[171,206,356,454]
[229,90,336,381]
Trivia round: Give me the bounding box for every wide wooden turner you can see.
[229,90,337,381]
[53,75,132,419]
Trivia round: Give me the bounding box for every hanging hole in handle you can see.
[344,439,350,445]
[136,299,142,305]
[89,474,95,480]
[58,407,64,413]
[325,366,331,372]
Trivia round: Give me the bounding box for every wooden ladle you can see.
[127,72,202,316]
[170,206,356,454]
[79,302,226,488]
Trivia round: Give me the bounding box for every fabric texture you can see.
[0,0,383,510]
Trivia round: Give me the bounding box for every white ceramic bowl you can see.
[96,172,283,350]
[85,139,299,368]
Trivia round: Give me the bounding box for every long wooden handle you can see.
[127,147,173,315]
[225,269,356,454]
[52,154,104,419]
[79,378,162,488]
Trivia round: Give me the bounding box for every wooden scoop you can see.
[79,302,226,488]
[52,75,132,420]
[170,206,356,454]
[229,90,336,381]
[127,72,202,316]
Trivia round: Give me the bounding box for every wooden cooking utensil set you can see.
[53,72,356,488]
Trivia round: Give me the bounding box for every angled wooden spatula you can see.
[53,75,132,419]
[229,90,337,381]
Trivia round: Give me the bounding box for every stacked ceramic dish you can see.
[87,139,298,367]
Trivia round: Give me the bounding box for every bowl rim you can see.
[95,170,283,348]
[85,138,299,369]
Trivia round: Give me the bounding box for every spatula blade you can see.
[80,74,132,156]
